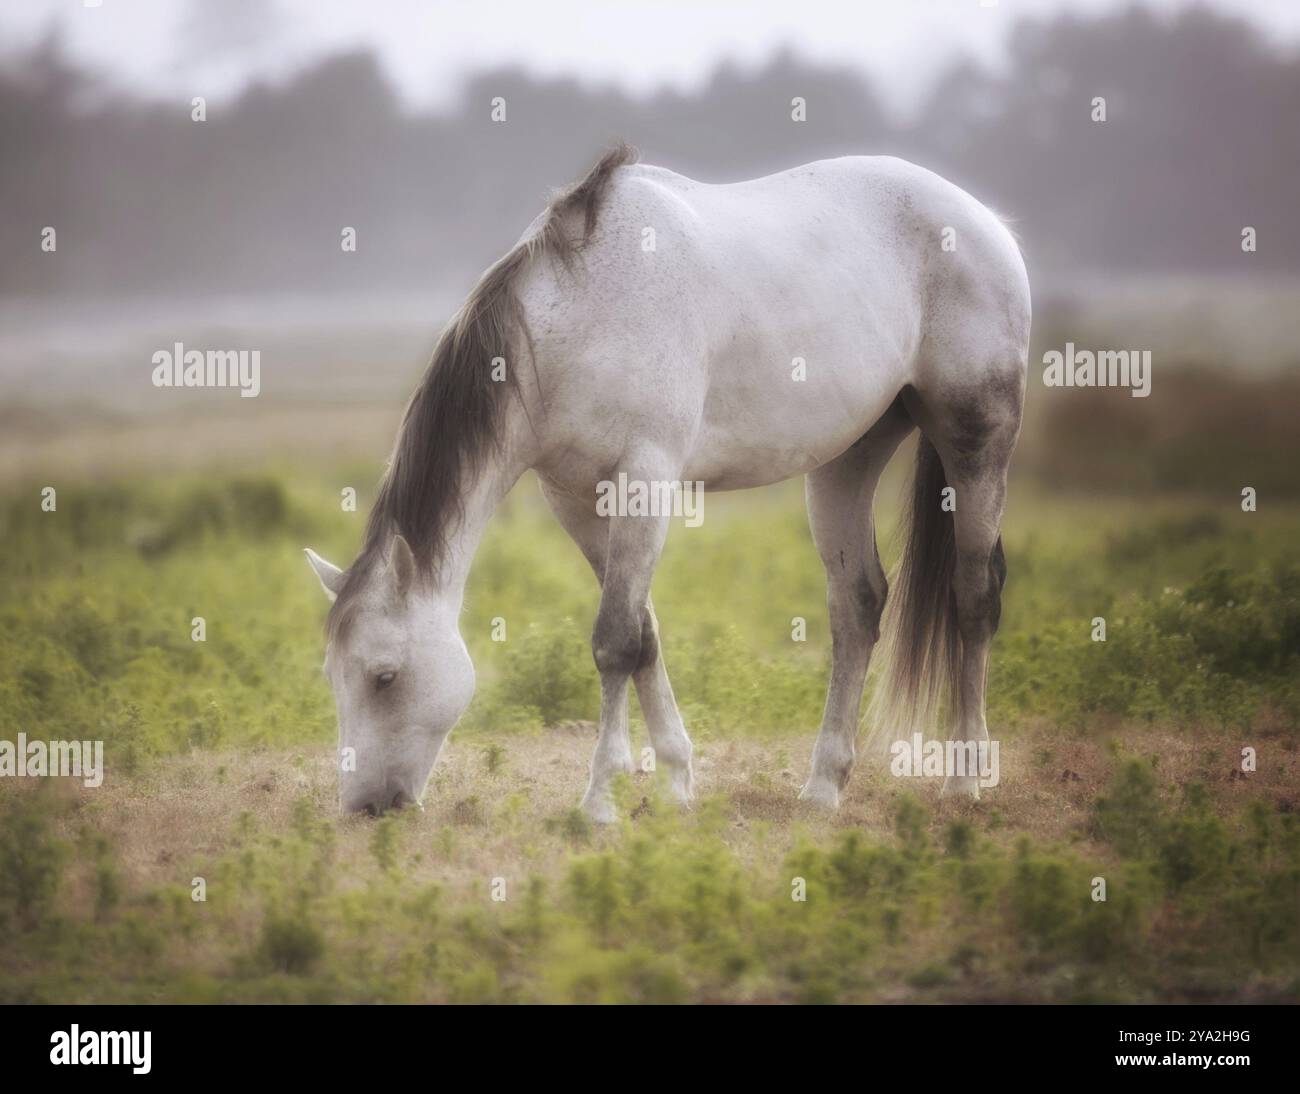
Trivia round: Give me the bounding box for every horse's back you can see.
[545,153,1027,368]
[520,155,1029,491]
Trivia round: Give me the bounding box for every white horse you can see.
[305,144,1029,820]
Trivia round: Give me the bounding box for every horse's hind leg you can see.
[800,398,914,808]
[908,372,1022,800]
[539,476,694,816]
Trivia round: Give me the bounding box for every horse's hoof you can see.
[580,796,619,824]
[940,776,981,801]
[798,779,840,810]
[668,772,695,806]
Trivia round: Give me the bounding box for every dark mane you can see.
[327,141,638,639]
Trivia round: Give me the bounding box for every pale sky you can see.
[3,0,1298,120]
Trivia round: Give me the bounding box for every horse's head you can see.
[304,535,475,815]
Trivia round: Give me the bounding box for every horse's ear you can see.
[387,534,416,600]
[304,548,345,602]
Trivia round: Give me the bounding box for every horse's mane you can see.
[327,142,638,640]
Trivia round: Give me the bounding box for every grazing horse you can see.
[304,144,1029,820]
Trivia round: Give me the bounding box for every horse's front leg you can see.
[631,598,694,804]
[539,478,694,811]
[581,494,671,823]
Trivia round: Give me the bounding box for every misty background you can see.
[1,0,1297,494]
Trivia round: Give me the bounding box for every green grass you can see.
[3,757,1298,1003]
[4,469,1297,754]
[1,467,1298,1002]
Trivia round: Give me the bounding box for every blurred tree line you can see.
[2,3,1295,297]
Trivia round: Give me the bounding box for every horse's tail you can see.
[866,434,961,753]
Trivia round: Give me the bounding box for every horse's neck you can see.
[438,415,535,600]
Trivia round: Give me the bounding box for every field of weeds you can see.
[2,467,1297,1002]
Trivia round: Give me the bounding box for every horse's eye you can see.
[375,671,397,691]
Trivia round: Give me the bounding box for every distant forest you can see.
[2,3,1296,297]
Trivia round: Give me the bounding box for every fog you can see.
[1,1,1296,478]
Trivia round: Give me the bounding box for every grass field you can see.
[2,457,1298,1002]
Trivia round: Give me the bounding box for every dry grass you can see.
[25,723,1296,905]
